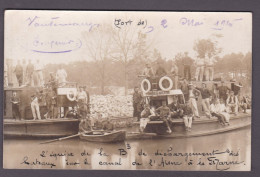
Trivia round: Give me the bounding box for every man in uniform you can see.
[218,81,230,102]
[77,86,89,120]
[155,61,167,77]
[56,65,68,86]
[133,87,143,121]
[142,63,154,78]
[34,59,44,87]
[26,59,34,86]
[156,100,172,134]
[182,52,193,81]
[31,93,41,120]
[169,97,183,119]
[14,60,23,86]
[196,83,212,118]
[11,91,21,120]
[188,83,200,118]
[226,91,238,115]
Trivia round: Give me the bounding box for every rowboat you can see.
[126,111,251,140]
[80,130,126,143]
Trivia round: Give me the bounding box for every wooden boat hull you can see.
[4,118,80,138]
[80,130,126,143]
[127,113,251,140]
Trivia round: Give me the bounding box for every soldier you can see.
[26,59,35,86]
[155,100,172,134]
[56,65,67,86]
[77,86,89,119]
[34,59,44,87]
[31,93,41,120]
[133,87,143,121]
[10,91,21,120]
[14,60,23,86]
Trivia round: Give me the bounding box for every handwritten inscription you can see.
[19,146,245,170]
[30,37,82,54]
[179,17,204,26]
[27,16,100,32]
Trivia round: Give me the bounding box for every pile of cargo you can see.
[89,95,133,118]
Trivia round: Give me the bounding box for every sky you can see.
[4,10,252,65]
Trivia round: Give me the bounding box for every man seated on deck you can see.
[238,92,250,114]
[210,98,226,125]
[226,91,238,115]
[155,101,172,134]
[140,104,155,132]
[182,99,193,132]
[168,97,184,119]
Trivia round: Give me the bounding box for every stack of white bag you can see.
[90,95,133,118]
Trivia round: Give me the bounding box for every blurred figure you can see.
[142,63,154,78]
[169,97,183,119]
[226,91,238,115]
[155,61,167,77]
[182,52,193,81]
[56,65,67,86]
[187,83,200,118]
[102,118,114,131]
[26,59,34,86]
[46,88,57,119]
[195,58,205,81]
[238,94,250,113]
[10,91,20,120]
[170,61,179,89]
[170,61,178,76]
[196,83,212,118]
[156,100,172,134]
[205,56,216,81]
[22,59,27,85]
[4,63,8,87]
[140,104,155,132]
[219,99,230,125]
[34,59,44,87]
[31,94,41,120]
[77,86,89,119]
[183,100,193,131]
[14,60,23,86]
[133,87,143,121]
[210,98,226,125]
[180,79,189,101]
[218,81,230,102]
[212,83,219,100]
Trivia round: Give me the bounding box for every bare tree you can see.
[82,24,113,95]
[111,26,156,95]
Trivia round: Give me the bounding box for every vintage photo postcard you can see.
[3,10,252,171]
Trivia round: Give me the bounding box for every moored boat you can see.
[127,111,251,140]
[4,118,79,138]
[80,130,126,143]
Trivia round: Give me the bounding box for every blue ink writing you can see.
[26,16,99,32]
[179,17,203,26]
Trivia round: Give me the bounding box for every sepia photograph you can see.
[3,10,252,171]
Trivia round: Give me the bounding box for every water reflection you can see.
[3,127,251,171]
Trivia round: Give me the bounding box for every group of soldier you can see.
[141,52,216,82]
[134,55,251,133]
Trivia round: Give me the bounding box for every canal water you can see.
[3,127,251,171]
